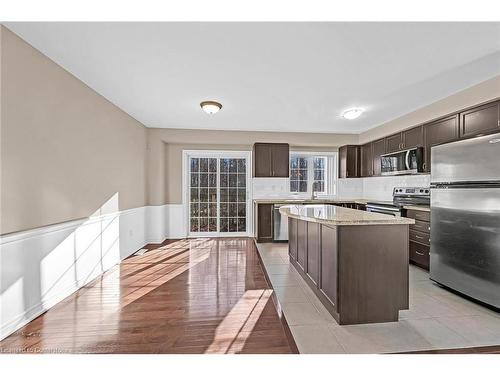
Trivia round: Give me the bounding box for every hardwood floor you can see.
[0,238,296,354]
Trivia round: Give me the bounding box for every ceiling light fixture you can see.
[342,108,364,120]
[200,100,222,114]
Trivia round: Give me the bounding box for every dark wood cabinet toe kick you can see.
[288,217,409,325]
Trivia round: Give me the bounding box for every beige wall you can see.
[359,76,500,144]
[4,24,498,233]
[0,27,148,234]
[146,128,358,205]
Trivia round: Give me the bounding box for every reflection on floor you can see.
[0,238,294,354]
[257,243,500,354]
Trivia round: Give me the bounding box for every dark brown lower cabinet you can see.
[256,204,273,243]
[410,242,430,270]
[406,208,431,270]
[288,217,409,325]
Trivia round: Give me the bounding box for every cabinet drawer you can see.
[406,209,430,222]
[411,219,430,234]
[409,230,430,245]
[409,241,429,270]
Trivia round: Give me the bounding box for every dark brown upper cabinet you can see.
[360,142,373,177]
[385,126,424,154]
[372,138,386,176]
[424,115,459,172]
[402,126,424,149]
[385,133,403,153]
[271,143,290,177]
[253,143,289,177]
[338,145,360,178]
[339,100,499,179]
[460,101,500,139]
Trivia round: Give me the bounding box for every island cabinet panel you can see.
[320,225,338,308]
[306,222,320,286]
[337,225,409,324]
[288,218,298,260]
[460,100,500,139]
[296,220,307,270]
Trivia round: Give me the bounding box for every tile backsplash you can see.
[252,178,291,199]
[336,178,364,200]
[338,174,431,201]
[252,174,431,202]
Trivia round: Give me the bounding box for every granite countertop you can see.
[279,204,415,226]
[402,205,431,212]
[253,198,370,205]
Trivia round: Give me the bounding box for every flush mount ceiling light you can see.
[342,108,364,120]
[200,100,222,114]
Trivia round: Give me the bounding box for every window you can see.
[313,157,326,193]
[290,156,308,192]
[289,153,337,196]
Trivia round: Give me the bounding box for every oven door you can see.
[381,147,423,176]
[366,204,401,217]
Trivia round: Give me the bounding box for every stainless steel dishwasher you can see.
[273,204,289,242]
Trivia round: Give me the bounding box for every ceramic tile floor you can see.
[256,243,500,354]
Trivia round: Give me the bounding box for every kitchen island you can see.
[280,204,414,325]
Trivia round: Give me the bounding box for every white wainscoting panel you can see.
[0,206,150,340]
[0,203,189,340]
[164,204,187,239]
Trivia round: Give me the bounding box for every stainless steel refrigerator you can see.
[430,132,500,309]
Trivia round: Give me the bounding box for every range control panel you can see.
[393,187,430,196]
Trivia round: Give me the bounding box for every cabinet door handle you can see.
[415,235,424,239]
[415,251,425,256]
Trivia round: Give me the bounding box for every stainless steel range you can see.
[366,187,430,216]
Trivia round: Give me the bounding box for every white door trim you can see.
[182,150,253,238]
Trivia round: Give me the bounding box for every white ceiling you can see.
[5,22,500,134]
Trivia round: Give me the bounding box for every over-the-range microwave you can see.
[380,147,424,176]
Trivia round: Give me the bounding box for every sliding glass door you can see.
[187,152,250,237]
